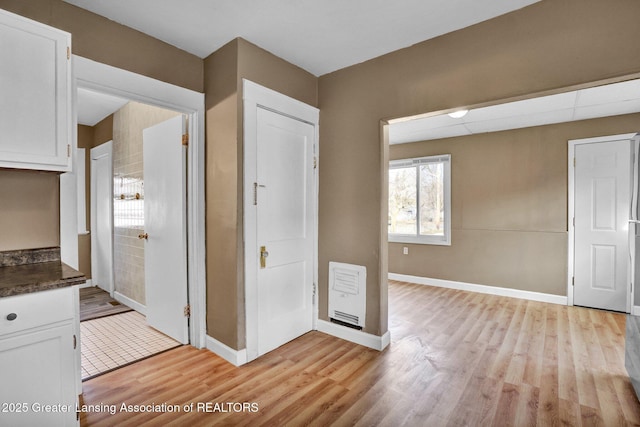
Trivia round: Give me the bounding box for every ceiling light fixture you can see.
[447,109,469,119]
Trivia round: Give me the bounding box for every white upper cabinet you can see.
[0,9,71,172]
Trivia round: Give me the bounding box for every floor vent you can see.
[330,316,363,330]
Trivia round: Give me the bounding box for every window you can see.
[113,175,144,229]
[388,154,451,245]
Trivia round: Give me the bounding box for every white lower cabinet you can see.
[0,287,79,426]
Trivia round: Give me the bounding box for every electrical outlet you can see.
[403,246,409,255]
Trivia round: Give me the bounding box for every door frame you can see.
[90,140,114,296]
[67,56,207,348]
[243,79,319,363]
[567,132,637,312]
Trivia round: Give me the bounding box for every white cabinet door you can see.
[0,323,77,426]
[0,9,71,172]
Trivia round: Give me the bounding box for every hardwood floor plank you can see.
[612,373,640,424]
[557,305,579,403]
[522,303,545,388]
[492,382,520,426]
[514,382,539,427]
[537,354,560,426]
[580,403,606,426]
[80,281,640,426]
[79,286,132,321]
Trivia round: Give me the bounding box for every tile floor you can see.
[80,311,180,380]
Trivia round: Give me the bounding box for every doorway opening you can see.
[385,77,640,317]
[66,55,206,382]
[79,100,187,379]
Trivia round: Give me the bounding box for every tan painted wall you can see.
[204,38,317,350]
[0,169,59,251]
[204,39,240,349]
[318,0,640,336]
[389,113,640,296]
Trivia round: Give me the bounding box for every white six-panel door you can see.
[573,139,631,312]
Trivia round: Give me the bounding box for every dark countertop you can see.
[0,261,86,298]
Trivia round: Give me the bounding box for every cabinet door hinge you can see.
[67,144,71,158]
[573,157,576,167]
[73,334,77,350]
[182,133,189,146]
[184,304,191,317]
[313,156,317,169]
[67,46,70,60]
[313,282,317,304]
[572,277,575,287]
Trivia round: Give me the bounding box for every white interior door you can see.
[90,141,114,295]
[256,107,315,356]
[143,115,189,344]
[574,139,631,312]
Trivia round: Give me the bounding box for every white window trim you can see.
[388,154,451,246]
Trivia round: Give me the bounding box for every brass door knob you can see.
[138,233,148,240]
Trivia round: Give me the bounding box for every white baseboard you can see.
[206,335,247,366]
[114,291,147,315]
[633,306,640,316]
[389,273,568,305]
[79,279,93,289]
[317,319,390,351]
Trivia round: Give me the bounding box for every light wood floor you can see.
[79,286,132,322]
[80,280,640,426]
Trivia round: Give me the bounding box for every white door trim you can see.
[243,79,319,363]
[90,140,114,296]
[71,55,207,348]
[567,132,638,312]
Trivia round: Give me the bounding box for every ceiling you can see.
[389,79,640,144]
[70,1,639,134]
[77,88,129,126]
[63,0,540,77]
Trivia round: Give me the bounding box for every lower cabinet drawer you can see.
[0,287,73,336]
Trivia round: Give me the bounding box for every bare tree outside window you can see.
[389,166,416,234]
[388,155,451,245]
[419,163,444,236]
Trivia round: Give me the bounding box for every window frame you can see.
[388,154,451,246]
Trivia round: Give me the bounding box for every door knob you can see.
[138,233,148,240]
[260,246,269,269]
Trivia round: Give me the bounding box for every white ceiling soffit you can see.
[389,79,640,144]
[77,88,128,126]
[62,0,540,76]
